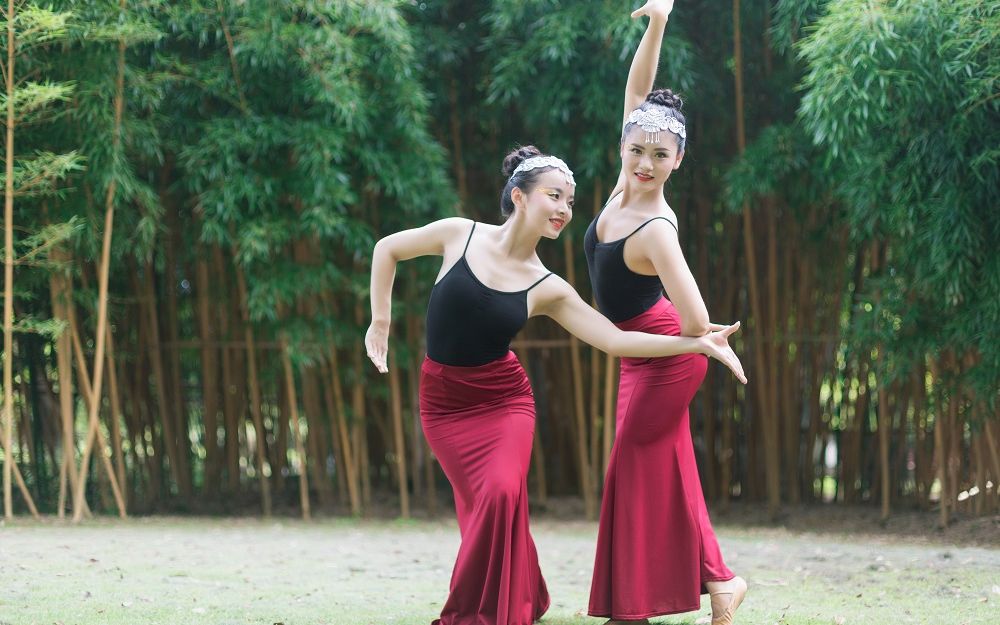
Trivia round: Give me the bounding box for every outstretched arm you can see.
[535,277,746,383]
[622,0,674,125]
[366,217,469,373]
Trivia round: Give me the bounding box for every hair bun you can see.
[501,145,543,177]
[645,88,683,110]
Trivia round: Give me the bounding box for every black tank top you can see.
[426,222,553,366]
[583,197,677,323]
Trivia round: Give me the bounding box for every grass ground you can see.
[1,509,997,625]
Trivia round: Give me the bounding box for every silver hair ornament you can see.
[511,155,576,186]
[625,108,686,144]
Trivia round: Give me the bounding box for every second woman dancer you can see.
[585,2,748,625]
[368,145,746,625]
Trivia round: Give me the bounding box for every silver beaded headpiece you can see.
[511,155,576,186]
[624,107,687,144]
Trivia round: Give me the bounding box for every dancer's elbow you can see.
[372,237,397,263]
[680,315,710,337]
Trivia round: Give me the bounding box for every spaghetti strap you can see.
[525,272,554,291]
[604,189,624,209]
[624,216,678,240]
[462,222,477,257]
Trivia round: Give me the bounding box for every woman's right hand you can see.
[631,0,675,21]
[697,321,747,384]
[365,321,389,373]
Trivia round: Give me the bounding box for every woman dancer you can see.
[367,146,746,625]
[584,2,748,624]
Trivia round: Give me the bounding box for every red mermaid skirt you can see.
[589,298,734,619]
[420,351,549,625]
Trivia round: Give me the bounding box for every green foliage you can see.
[483,0,695,179]
[150,0,455,355]
[797,0,1000,402]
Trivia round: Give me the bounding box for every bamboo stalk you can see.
[329,343,360,515]
[68,309,126,517]
[2,0,15,520]
[563,234,596,519]
[235,263,271,515]
[602,353,616,476]
[352,305,372,509]
[281,335,311,520]
[163,196,191,494]
[734,0,778,517]
[320,360,349,506]
[49,250,78,518]
[878,378,891,522]
[213,247,239,494]
[141,260,183,494]
[388,349,410,518]
[195,250,221,492]
[105,325,127,506]
[301,366,333,508]
[983,420,1000,510]
[0,434,39,517]
[71,0,131,522]
[931,359,949,527]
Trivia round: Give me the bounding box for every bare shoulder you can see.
[434,216,475,237]
[527,272,575,316]
[636,213,680,242]
[429,216,476,248]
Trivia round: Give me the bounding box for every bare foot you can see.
[706,576,747,625]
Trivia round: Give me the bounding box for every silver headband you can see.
[624,107,686,144]
[511,155,575,185]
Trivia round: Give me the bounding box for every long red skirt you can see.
[589,297,734,620]
[420,351,549,625]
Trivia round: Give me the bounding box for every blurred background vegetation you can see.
[1,0,997,527]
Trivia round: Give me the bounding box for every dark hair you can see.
[621,88,687,151]
[499,145,547,218]
[500,145,551,219]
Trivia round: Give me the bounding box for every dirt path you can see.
[1,517,997,625]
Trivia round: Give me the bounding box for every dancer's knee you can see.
[480,472,523,505]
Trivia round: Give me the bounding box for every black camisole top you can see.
[426,222,553,366]
[583,196,677,323]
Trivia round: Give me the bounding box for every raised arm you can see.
[535,277,746,383]
[366,217,469,373]
[622,0,674,125]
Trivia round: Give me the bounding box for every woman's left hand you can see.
[631,0,675,21]
[698,321,747,384]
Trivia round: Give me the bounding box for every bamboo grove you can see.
[1,1,997,527]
